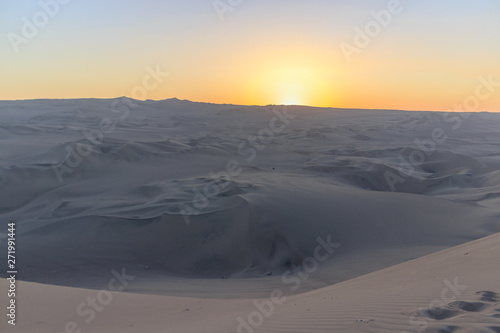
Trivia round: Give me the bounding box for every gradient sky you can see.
[1,0,500,111]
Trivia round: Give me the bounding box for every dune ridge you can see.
[0,98,499,302]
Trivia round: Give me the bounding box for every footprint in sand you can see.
[422,307,460,321]
[413,291,500,333]
[477,291,500,303]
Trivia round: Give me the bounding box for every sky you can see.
[1,0,500,111]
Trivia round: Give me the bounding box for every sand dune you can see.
[0,98,499,331]
[1,231,498,333]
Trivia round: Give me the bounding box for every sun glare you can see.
[249,63,337,108]
[281,96,301,105]
[246,49,341,108]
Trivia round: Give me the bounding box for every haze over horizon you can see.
[2,0,500,112]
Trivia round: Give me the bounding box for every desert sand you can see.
[0,98,499,332]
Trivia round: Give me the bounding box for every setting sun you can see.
[245,53,340,108]
[281,96,302,106]
[275,77,304,105]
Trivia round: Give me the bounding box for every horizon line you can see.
[0,97,497,114]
